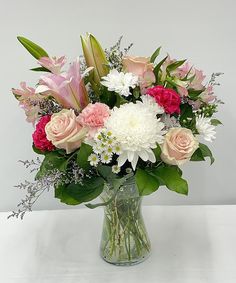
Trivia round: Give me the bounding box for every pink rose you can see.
[45,109,87,154]
[146,85,181,114]
[122,56,156,92]
[161,128,199,166]
[32,115,55,152]
[78,103,110,138]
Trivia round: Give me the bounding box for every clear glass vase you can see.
[100,177,151,266]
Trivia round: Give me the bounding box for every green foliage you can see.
[76,143,93,171]
[115,93,128,107]
[36,151,69,180]
[190,148,205,161]
[150,46,161,63]
[135,168,160,196]
[99,86,117,108]
[153,56,168,84]
[188,88,204,100]
[179,103,195,130]
[211,119,222,126]
[133,87,140,99]
[17,36,49,59]
[55,183,81,205]
[199,143,215,164]
[97,165,117,182]
[32,144,45,155]
[198,104,218,118]
[153,143,162,161]
[153,166,188,195]
[135,163,188,196]
[30,66,50,72]
[191,143,215,164]
[55,177,104,205]
[166,59,186,73]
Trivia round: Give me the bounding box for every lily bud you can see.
[80,33,109,84]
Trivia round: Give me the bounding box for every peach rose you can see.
[161,128,199,166]
[122,56,155,91]
[45,109,87,154]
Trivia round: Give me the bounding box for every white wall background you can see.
[0,0,235,212]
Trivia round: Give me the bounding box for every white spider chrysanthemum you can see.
[105,101,166,170]
[101,69,138,97]
[196,115,216,142]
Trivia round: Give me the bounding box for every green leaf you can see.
[63,177,104,204]
[36,151,69,179]
[135,168,160,196]
[150,46,161,63]
[199,143,215,165]
[96,165,118,183]
[55,183,81,205]
[153,143,162,161]
[179,103,194,126]
[99,86,116,108]
[32,144,45,155]
[154,166,188,195]
[154,56,168,82]
[166,59,186,72]
[30,66,50,72]
[133,87,140,99]
[188,88,205,100]
[191,148,205,161]
[115,93,128,107]
[17,36,49,59]
[76,143,93,171]
[211,119,222,126]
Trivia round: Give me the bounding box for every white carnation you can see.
[196,115,216,142]
[101,69,138,97]
[105,101,165,170]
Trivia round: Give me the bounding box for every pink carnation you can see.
[78,103,110,137]
[32,115,55,152]
[146,85,181,115]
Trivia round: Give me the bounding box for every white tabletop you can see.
[0,205,236,283]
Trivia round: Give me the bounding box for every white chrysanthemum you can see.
[196,115,216,142]
[88,154,99,167]
[101,69,138,97]
[112,165,121,174]
[140,95,164,115]
[100,152,112,164]
[105,101,166,170]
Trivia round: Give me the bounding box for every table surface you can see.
[0,205,236,283]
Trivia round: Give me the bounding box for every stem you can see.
[100,180,151,265]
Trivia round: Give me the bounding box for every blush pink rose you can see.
[161,128,199,166]
[78,103,110,138]
[45,109,87,154]
[146,85,181,114]
[32,115,55,152]
[122,56,156,92]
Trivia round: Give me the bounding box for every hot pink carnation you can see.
[32,115,55,152]
[78,103,110,137]
[146,85,181,115]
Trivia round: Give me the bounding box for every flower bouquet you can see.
[10,34,223,265]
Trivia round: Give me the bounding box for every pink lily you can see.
[190,69,206,90]
[12,81,35,100]
[38,56,66,74]
[36,59,89,110]
[12,82,41,124]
